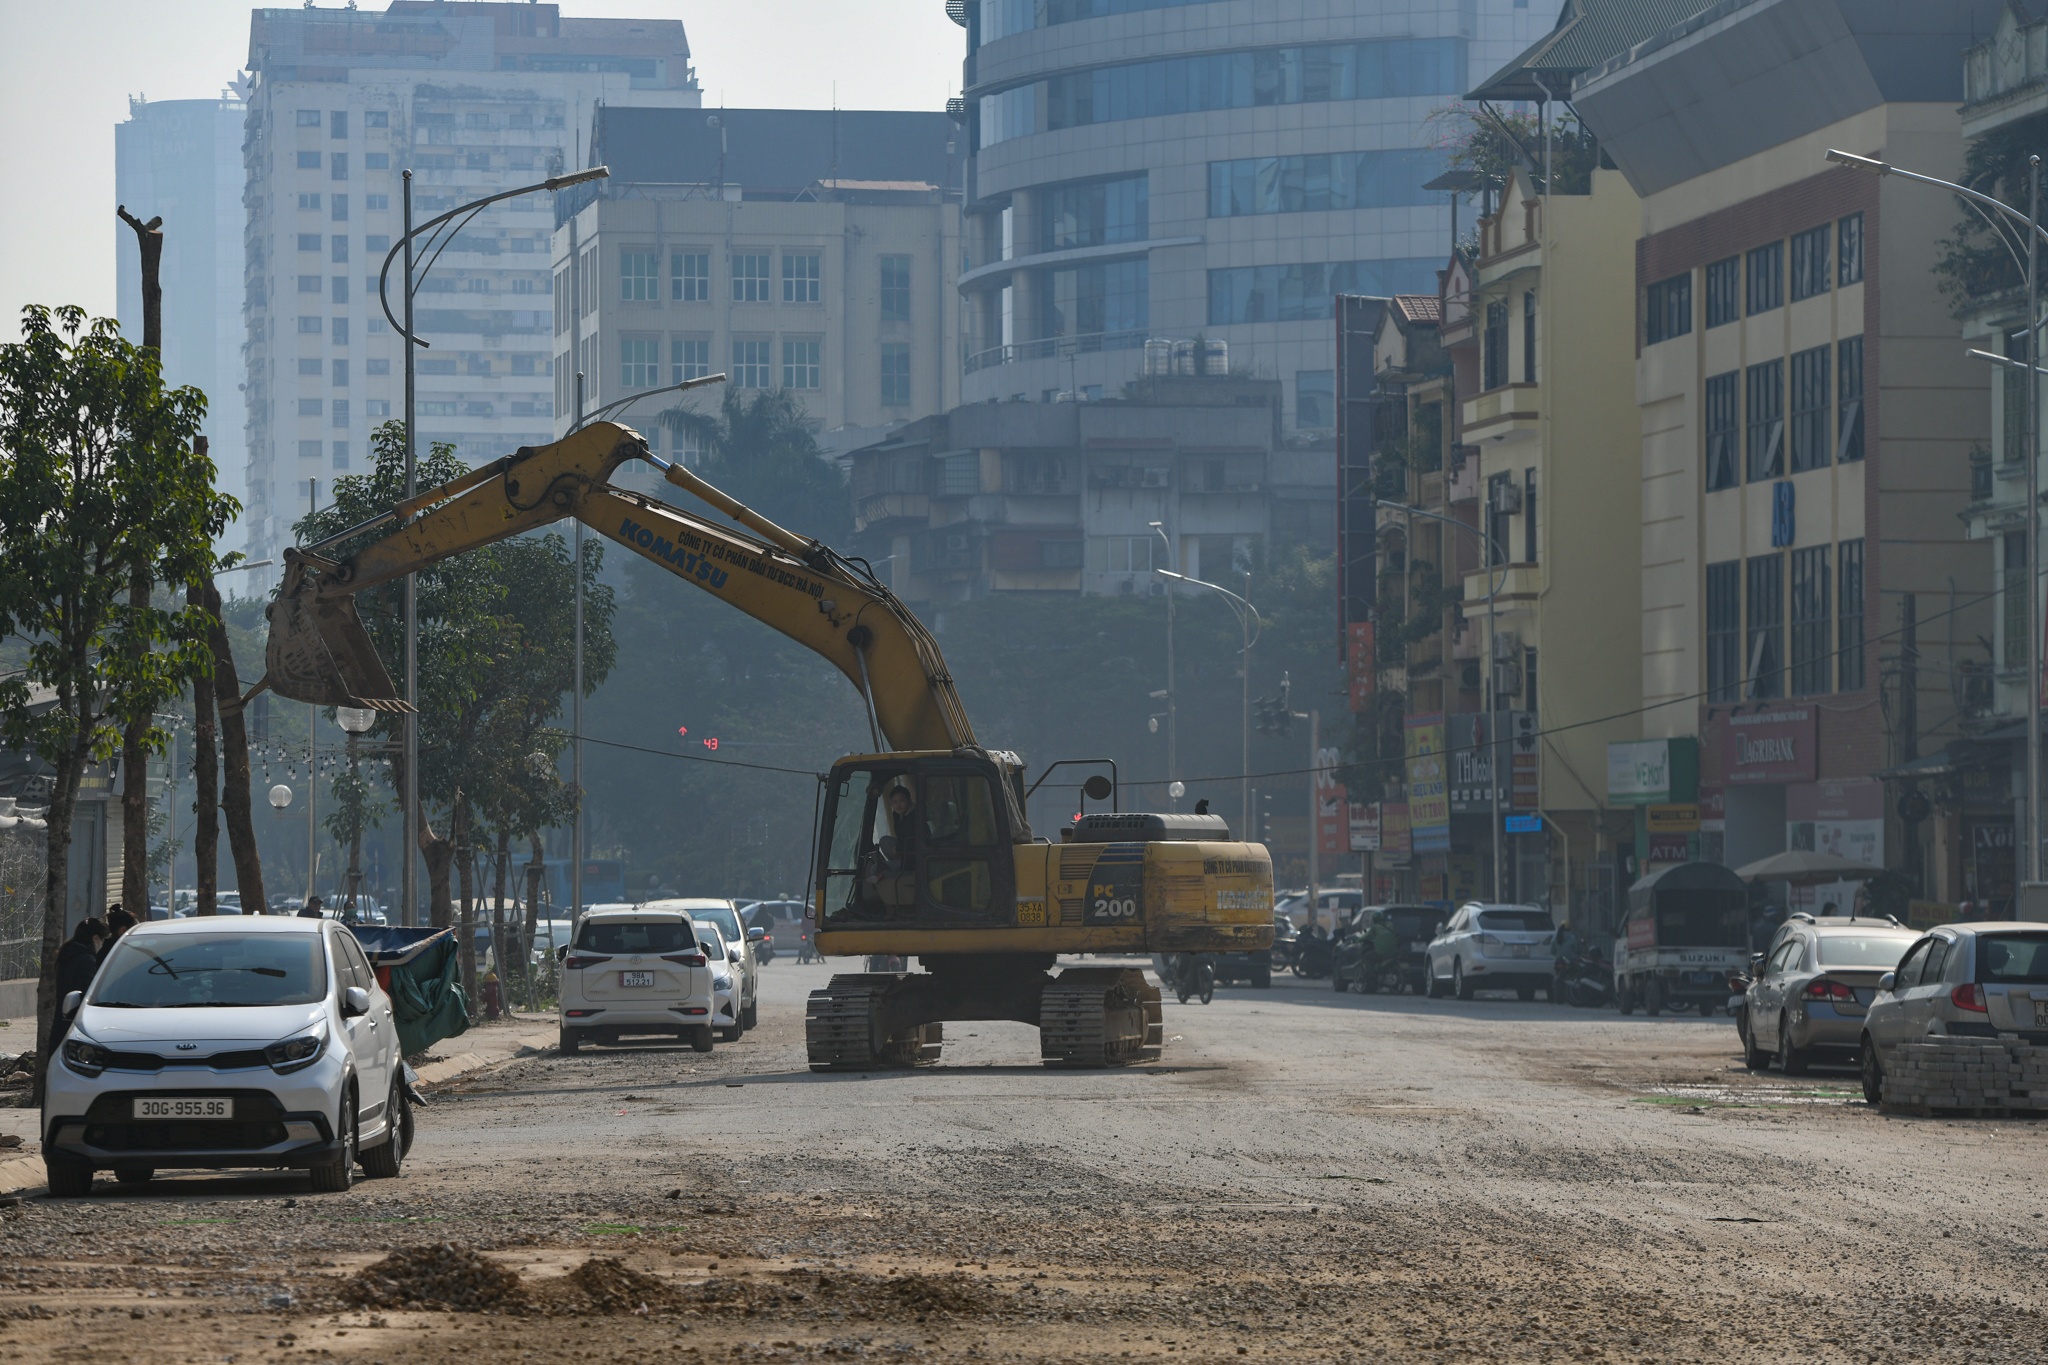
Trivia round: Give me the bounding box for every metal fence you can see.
[0,831,46,982]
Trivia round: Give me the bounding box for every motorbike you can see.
[1170,953,1216,1005]
[1554,949,1613,1008]
[794,930,822,964]
[1292,934,1335,979]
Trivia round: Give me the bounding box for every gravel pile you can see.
[541,1257,680,1315]
[339,1243,528,1314]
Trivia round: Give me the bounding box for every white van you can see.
[557,908,715,1053]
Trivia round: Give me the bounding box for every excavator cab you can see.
[818,754,1019,928]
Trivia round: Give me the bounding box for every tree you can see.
[659,387,853,544]
[1934,110,2046,310]
[0,305,233,1093]
[1425,104,1603,207]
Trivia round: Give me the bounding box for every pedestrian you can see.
[299,894,325,919]
[96,905,137,965]
[55,917,106,1023]
[1820,899,1839,918]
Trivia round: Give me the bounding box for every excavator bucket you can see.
[263,555,411,711]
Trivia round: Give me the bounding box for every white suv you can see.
[42,917,404,1196]
[643,898,759,1033]
[558,908,715,1052]
[1425,902,1556,1001]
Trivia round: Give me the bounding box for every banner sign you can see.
[1718,705,1817,784]
[1348,802,1381,852]
[1405,713,1450,854]
[1346,622,1375,712]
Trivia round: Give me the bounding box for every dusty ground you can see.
[1,959,2044,1363]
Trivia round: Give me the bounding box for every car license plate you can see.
[620,970,655,988]
[133,1096,230,1120]
[2034,999,2048,1027]
[1510,945,1529,958]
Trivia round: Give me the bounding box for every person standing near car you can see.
[55,917,106,1027]
[96,906,137,965]
[299,894,325,919]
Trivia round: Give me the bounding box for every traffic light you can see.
[1253,676,1295,736]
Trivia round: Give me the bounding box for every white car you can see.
[42,916,404,1196]
[558,907,715,1053]
[1425,902,1557,1001]
[698,923,746,1042]
[643,898,759,1032]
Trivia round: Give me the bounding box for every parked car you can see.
[1738,914,1918,1072]
[641,898,759,1031]
[557,908,715,1053]
[698,923,746,1042]
[42,915,405,1196]
[1860,922,2048,1103]
[1333,904,1438,995]
[1424,903,1556,1001]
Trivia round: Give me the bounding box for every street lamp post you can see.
[1154,568,1263,835]
[336,706,377,918]
[1827,148,2047,894]
[377,164,610,927]
[1148,521,1178,808]
[1377,497,1509,900]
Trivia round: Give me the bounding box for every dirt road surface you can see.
[2,959,2043,1363]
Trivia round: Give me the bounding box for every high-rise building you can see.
[953,0,1557,430]
[239,1,700,558]
[115,93,248,521]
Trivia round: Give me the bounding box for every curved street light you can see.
[1154,568,1262,836]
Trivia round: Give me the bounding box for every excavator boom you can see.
[263,421,974,753]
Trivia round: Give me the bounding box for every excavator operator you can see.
[882,780,920,872]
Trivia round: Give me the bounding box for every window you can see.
[621,337,659,389]
[298,439,322,459]
[296,109,321,127]
[733,254,770,302]
[1038,260,1148,343]
[782,253,821,303]
[332,317,347,345]
[330,152,348,181]
[1789,345,1831,473]
[1746,553,1785,699]
[297,151,322,169]
[1705,257,1739,327]
[1838,213,1864,286]
[619,251,657,301]
[1790,225,1830,301]
[1483,299,1508,390]
[880,256,912,322]
[331,399,349,430]
[298,274,321,294]
[1041,539,1085,569]
[332,276,349,304]
[297,316,322,334]
[1487,472,1511,567]
[1088,536,1167,573]
[936,453,980,496]
[365,358,389,376]
[671,337,709,384]
[298,193,321,211]
[296,358,322,376]
[1706,561,1741,702]
[2008,328,2032,463]
[1041,174,1150,249]
[782,339,821,389]
[1207,151,1442,217]
[1296,370,1334,429]
[1745,359,1784,482]
[1706,371,1740,491]
[1523,292,1537,383]
[1838,538,1865,690]
[299,398,323,417]
[1523,468,1538,562]
[330,194,349,222]
[331,235,348,263]
[1524,646,1538,714]
[1207,258,1433,325]
[1646,274,1691,344]
[2006,531,2030,668]
[331,359,348,387]
[732,339,771,388]
[365,234,389,255]
[1747,241,1783,314]
[328,110,347,139]
[419,400,456,416]
[298,233,321,252]
[880,343,911,407]
[366,399,390,417]
[364,110,388,129]
[672,251,709,301]
[364,152,388,170]
[366,193,389,211]
[1790,546,1831,694]
[1836,336,1864,463]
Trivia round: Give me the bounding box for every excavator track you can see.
[805,974,943,1071]
[1039,967,1163,1068]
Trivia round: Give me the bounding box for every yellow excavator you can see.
[263,414,1272,1069]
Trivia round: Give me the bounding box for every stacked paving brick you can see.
[1881,1038,2048,1115]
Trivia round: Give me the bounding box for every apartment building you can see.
[550,106,962,467]
[1574,0,2003,908]
[846,373,1330,604]
[239,1,700,558]
[953,0,1557,429]
[116,94,249,516]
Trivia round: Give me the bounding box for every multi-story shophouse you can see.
[1575,0,2002,914]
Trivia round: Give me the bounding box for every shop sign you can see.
[1646,832,1691,864]
[1381,801,1412,858]
[1786,777,1881,869]
[1503,814,1542,833]
[1448,712,1535,813]
[1607,738,1698,805]
[1348,802,1381,852]
[1346,622,1375,712]
[1646,804,1699,834]
[1405,713,1450,853]
[1720,705,1817,784]
[1698,784,1726,831]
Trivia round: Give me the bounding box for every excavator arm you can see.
[263,420,976,754]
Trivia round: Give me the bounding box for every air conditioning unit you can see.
[1141,467,1171,489]
[1492,481,1524,514]
[1492,661,1523,696]
[1491,631,1520,661]
[943,533,972,553]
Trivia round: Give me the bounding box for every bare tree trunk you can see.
[524,831,546,1010]
[188,578,219,916]
[491,827,510,1016]
[422,810,454,930]
[201,578,265,914]
[116,206,164,922]
[456,798,477,1019]
[32,740,87,1106]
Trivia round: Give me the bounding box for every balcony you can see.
[1461,383,1540,443]
[855,491,930,533]
[1463,561,1544,605]
[1963,11,2048,134]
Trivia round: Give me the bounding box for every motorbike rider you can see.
[1361,910,1400,986]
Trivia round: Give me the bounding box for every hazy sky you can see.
[0,0,965,342]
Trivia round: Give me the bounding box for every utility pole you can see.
[116,205,164,918]
[402,168,419,928]
[1307,709,1321,908]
